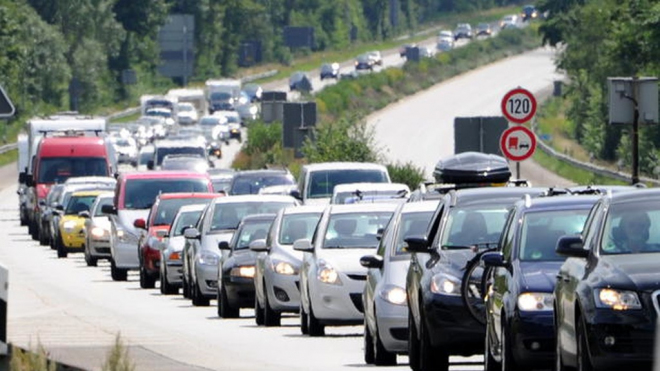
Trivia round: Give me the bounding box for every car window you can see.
[441,206,509,249]
[38,157,109,183]
[123,179,210,209]
[499,208,517,259]
[234,220,273,250]
[279,212,323,245]
[210,201,294,232]
[94,197,113,217]
[600,201,660,254]
[395,211,433,255]
[230,174,295,195]
[172,210,203,237]
[323,212,393,249]
[519,209,590,261]
[65,195,98,215]
[153,198,213,226]
[307,169,389,199]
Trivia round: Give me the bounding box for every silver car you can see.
[361,200,439,365]
[81,192,115,266]
[182,195,299,306]
[294,203,397,336]
[159,204,207,295]
[252,205,325,326]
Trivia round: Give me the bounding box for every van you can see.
[294,162,391,205]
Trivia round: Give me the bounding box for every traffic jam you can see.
[10,69,660,371]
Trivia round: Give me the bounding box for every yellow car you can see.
[56,190,107,258]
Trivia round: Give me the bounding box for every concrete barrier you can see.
[0,263,7,357]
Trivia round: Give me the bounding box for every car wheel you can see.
[501,320,522,371]
[56,236,67,258]
[38,224,49,246]
[419,316,448,371]
[307,293,324,337]
[263,288,281,327]
[408,309,421,371]
[485,322,501,371]
[84,245,97,267]
[577,316,594,371]
[191,278,210,307]
[363,319,375,364]
[160,268,177,295]
[255,296,265,326]
[300,304,309,335]
[182,272,190,298]
[110,259,128,281]
[373,319,396,366]
[29,220,38,240]
[219,284,239,318]
[139,265,155,289]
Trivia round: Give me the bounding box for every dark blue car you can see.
[481,195,598,371]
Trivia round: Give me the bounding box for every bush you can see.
[387,162,426,190]
[101,334,135,371]
[10,343,57,371]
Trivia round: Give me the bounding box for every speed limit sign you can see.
[501,88,537,124]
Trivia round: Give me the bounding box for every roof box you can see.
[433,152,511,184]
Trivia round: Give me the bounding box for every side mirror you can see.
[556,235,588,258]
[147,160,154,170]
[183,227,201,240]
[55,204,64,212]
[133,218,147,229]
[360,255,383,269]
[293,238,314,252]
[18,172,26,184]
[289,189,302,201]
[218,241,231,250]
[249,239,268,252]
[376,228,385,241]
[38,199,46,207]
[481,251,507,267]
[101,204,117,215]
[404,236,432,253]
[78,210,91,219]
[25,175,34,187]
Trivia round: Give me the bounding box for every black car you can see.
[405,186,547,371]
[217,213,276,318]
[476,23,492,36]
[481,194,598,371]
[521,5,539,22]
[355,54,373,71]
[554,188,660,371]
[289,71,312,92]
[453,23,473,40]
[320,63,340,80]
[227,169,297,196]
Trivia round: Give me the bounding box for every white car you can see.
[213,110,242,142]
[294,202,398,336]
[112,137,138,166]
[176,102,199,125]
[81,192,114,266]
[330,182,410,204]
[367,51,383,66]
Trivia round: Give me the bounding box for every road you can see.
[0,47,572,371]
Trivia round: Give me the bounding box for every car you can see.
[360,200,439,365]
[212,110,242,141]
[355,54,374,71]
[112,137,139,166]
[331,182,410,205]
[81,191,115,266]
[294,162,391,205]
[208,168,235,194]
[437,30,454,40]
[228,169,297,196]
[404,186,548,371]
[55,190,109,258]
[242,83,263,102]
[453,23,473,40]
[554,188,660,371]
[399,44,417,57]
[320,63,340,80]
[217,213,277,318]
[182,195,299,306]
[436,38,454,52]
[481,194,599,371]
[148,139,208,170]
[134,192,223,289]
[289,71,312,92]
[160,154,210,173]
[252,205,325,326]
[101,171,213,282]
[521,5,539,21]
[294,202,398,336]
[367,51,383,66]
[500,14,519,29]
[476,23,493,36]
[159,204,207,295]
[176,102,198,125]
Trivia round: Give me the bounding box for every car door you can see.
[364,211,396,331]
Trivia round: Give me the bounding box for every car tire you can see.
[501,320,522,371]
[84,245,98,267]
[160,268,178,295]
[485,323,502,371]
[219,284,239,318]
[110,259,128,281]
[300,304,309,335]
[182,272,190,299]
[577,315,594,371]
[38,223,49,246]
[419,317,448,371]
[56,236,67,258]
[139,265,156,289]
[191,279,210,307]
[263,289,281,327]
[29,220,39,240]
[307,303,324,337]
[363,319,375,364]
[255,296,265,326]
[408,309,421,371]
[373,320,396,366]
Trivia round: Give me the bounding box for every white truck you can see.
[140,94,178,125]
[205,79,242,113]
[167,88,207,117]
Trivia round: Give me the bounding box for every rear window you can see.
[152,198,213,226]
[307,169,389,199]
[323,212,393,249]
[210,201,295,231]
[65,195,98,215]
[123,178,210,210]
[171,210,203,237]
[279,212,323,245]
[155,146,205,165]
[230,174,295,195]
[38,157,108,183]
[233,220,274,250]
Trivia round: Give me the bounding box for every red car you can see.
[135,192,224,289]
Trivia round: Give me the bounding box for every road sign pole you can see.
[516,161,520,180]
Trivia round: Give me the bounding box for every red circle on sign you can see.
[501,88,537,124]
[500,126,536,161]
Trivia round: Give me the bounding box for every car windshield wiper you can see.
[442,242,499,251]
[323,245,347,249]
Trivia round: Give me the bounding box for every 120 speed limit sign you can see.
[501,88,537,124]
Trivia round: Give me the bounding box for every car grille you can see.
[653,290,660,317]
[350,293,364,313]
[347,274,366,281]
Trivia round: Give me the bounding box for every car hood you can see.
[435,249,476,277]
[60,215,85,228]
[92,216,111,229]
[303,197,330,206]
[596,254,660,291]
[519,261,563,293]
[271,245,303,265]
[316,247,374,274]
[164,236,186,253]
[228,249,258,267]
[117,209,149,236]
[201,231,234,253]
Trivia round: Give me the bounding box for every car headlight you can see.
[595,288,642,310]
[317,260,342,285]
[116,229,125,238]
[249,105,258,115]
[91,226,107,238]
[430,274,461,296]
[230,265,256,278]
[63,220,77,232]
[379,284,407,305]
[272,260,297,275]
[198,252,219,266]
[517,292,553,311]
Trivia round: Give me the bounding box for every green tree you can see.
[302,115,381,163]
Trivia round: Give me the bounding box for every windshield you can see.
[65,195,98,215]
[146,109,172,118]
[94,197,113,217]
[307,169,389,199]
[323,212,393,249]
[233,220,274,250]
[440,206,509,249]
[200,117,220,126]
[335,190,403,204]
[210,92,232,101]
[155,146,205,165]
[123,179,210,209]
[38,157,108,183]
[230,175,295,195]
[153,198,213,226]
[279,212,323,245]
[210,201,295,231]
[396,211,433,255]
[601,201,660,255]
[172,210,203,237]
[519,209,590,261]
